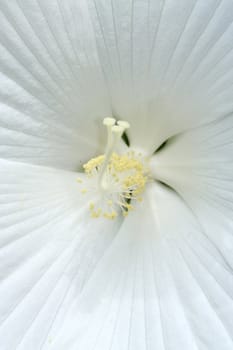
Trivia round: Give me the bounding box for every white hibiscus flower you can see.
[0,0,233,349]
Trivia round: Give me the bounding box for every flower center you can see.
[77,118,150,219]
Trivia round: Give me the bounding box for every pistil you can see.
[78,118,150,219]
[99,118,129,191]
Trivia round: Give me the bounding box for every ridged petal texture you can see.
[0,0,233,349]
[48,185,233,350]
[0,159,121,349]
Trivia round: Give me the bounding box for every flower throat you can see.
[77,118,150,219]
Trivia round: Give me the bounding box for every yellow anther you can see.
[83,155,104,175]
[77,177,83,183]
[81,188,87,194]
[90,207,102,218]
[104,211,117,220]
[89,202,95,210]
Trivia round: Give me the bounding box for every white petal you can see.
[88,0,233,152]
[0,159,121,349]
[0,0,111,169]
[2,0,233,158]
[48,183,233,350]
[151,114,233,267]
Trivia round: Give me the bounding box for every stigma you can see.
[77,118,150,219]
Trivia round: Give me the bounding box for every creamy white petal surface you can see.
[0,0,111,170]
[0,159,121,349]
[0,1,233,350]
[88,0,233,152]
[47,185,233,350]
[151,114,233,267]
